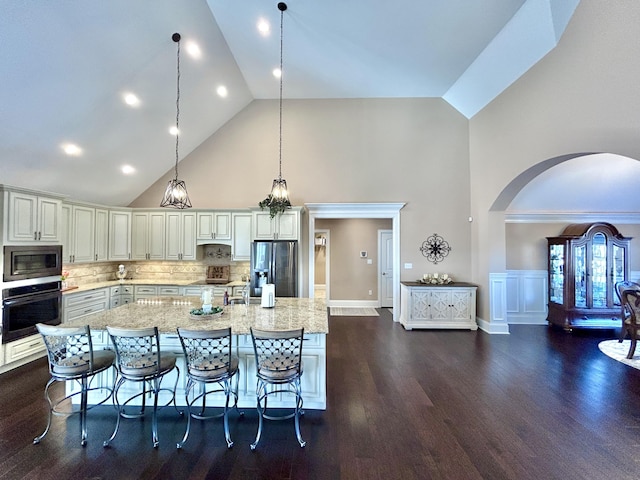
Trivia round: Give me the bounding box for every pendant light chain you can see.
[160,32,192,208]
[175,37,181,181]
[278,5,284,181]
[258,2,291,218]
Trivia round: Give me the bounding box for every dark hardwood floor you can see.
[1,310,639,479]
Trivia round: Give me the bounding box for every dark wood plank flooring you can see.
[0,310,639,479]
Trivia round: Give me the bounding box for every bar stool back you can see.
[176,327,242,449]
[249,327,305,449]
[104,326,181,448]
[34,323,115,446]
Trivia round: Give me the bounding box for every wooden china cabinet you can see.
[547,222,631,330]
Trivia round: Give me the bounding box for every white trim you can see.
[305,203,405,322]
[504,212,640,224]
[506,270,548,325]
[485,272,510,334]
[326,299,379,308]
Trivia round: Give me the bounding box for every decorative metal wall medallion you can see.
[420,233,451,264]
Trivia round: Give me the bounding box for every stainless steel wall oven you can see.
[2,281,61,343]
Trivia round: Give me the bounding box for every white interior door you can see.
[379,230,393,308]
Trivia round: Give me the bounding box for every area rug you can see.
[598,340,640,370]
[330,307,379,317]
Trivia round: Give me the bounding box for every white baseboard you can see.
[477,317,510,334]
[327,299,379,308]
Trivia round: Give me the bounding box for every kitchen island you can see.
[65,297,328,409]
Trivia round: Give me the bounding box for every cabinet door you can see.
[71,205,95,263]
[213,212,232,240]
[429,290,452,321]
[60,204,72,262]
[181,212,197,260]
[276,211,299,240]
[131,212,150,260]
[253,211,276,239]
[108,210,131,261]
[148,212,166,260]
[410,290,430,322]
[94,209,109,261]
[196,212,214,240]
[8,192,38,241]
[38,196,61,242]
[165,212,182,260]
[232,213,252,261]
[450,289,473,321]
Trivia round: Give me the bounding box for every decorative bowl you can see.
[189,306,223,320]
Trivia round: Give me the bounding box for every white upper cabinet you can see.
[252,208,300,240]
[196,211,232,241]
[70,205,95,263]
[94,208,109,262]
[132,211,165,260]
[108,209,132,261]
[5,190,63,243]
[166,211,197,261]
[232,212,252,261]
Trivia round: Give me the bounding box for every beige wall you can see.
[470,0,640,322]
[130,98,472,295]
[126,1,640,324]
[506,223,640,272]
[315,218,391,300]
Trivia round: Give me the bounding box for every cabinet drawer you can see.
[182,287,203,297]
[134,286,158,297]
[159,286,180,296]
[65,289,109,308]
[66,300,109,322]
[5,334,45,364]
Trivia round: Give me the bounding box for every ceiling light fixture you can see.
[259,2,292,218]
[161,32,192,209]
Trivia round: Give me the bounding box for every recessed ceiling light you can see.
[62,143,82,156]
[273,68,282,79]
[169,126,179,136]
[123,92,140,107]
[257,19,270,36]
[216,85,228,98]
[185,41,201,59]
[121,165,136,175]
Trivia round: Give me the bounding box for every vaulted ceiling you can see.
[1,0,579,206]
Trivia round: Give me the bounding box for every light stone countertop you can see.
[65,297,329,335]
[63,279,248,294]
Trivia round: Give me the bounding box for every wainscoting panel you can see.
[506,270,548,325]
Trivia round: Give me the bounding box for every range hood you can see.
[202,244,232,261]
[197,239,232,246]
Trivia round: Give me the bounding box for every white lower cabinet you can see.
[400,283,477,330]
[4,334,45,365]
[110,285,133,308]
[78,333,327,410]
[63,288,110,323]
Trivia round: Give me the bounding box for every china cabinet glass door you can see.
[574,244,586,308]
[549,244,565,305]
[591,232,607,308]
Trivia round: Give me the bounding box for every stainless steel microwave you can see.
[3,245,63,282]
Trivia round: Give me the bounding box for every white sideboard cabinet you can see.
[400,282,477,330]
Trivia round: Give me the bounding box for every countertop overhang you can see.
[65,296,329,335]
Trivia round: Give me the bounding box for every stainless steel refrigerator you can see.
[250,240,298,297]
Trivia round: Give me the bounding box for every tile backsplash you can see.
[62,260,250,287]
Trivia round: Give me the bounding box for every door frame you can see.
[305,203,405,322]
[378,229,393,308]
[313,229,330,301]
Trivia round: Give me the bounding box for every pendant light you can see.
[161,32,192,209]
[259,2,292,218]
